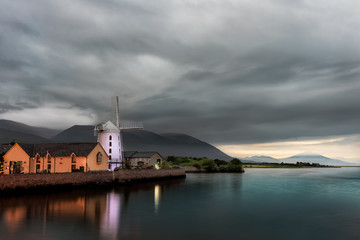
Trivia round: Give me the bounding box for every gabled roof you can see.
[0,144,12,155]
[123,151,161,159]
[123,151,137,158]
[99,121,119,131]
[18,143,99,157]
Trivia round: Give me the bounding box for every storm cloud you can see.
[0,0,359,144]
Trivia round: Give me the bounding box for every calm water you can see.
[1,168,360,240]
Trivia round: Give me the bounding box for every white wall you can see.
[97,130,123,170]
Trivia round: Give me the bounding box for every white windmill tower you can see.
[94,96,143,170]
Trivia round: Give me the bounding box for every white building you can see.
[95,121,123,170]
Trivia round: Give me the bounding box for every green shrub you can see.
[192,163,201,169]
[214,159,228,166]
[200,159,217,172]
[230,158,242,165]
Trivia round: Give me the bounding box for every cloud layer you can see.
[1,0,359,143]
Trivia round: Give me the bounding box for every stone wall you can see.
[0,169,186,192]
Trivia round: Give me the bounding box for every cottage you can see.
[124,151,162,168]
[0,142,108,174]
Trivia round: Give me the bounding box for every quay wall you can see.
[0,169,186,192]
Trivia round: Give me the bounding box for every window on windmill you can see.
[109,135,112,140]
[109,155,111,160]
[109,148,112,153]
[109,142,112,147]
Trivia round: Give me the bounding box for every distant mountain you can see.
[52,125,97,142]
[242,155,281,163]
[0,119,60,138]
[51,126,232,160]
[0,127,52,144]
[279,153,358,166]
[125,131,232,160]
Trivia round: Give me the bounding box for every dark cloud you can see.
[0,0,359,145]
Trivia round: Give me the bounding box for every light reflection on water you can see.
[1,168,360,240]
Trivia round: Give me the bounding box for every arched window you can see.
[71,155,76,164]
[109,135,112,140]
[109,148,112,153]
[97,152,102,163]
[71,154,76,172]
[35,154,41,163]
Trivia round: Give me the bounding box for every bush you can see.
[214,159,228,166]
[230,158,242,165]
[114,167,121,171]
[160,161,172,169]
[226,164,243,172]
[200,159,217,172]
[192,163,201,169]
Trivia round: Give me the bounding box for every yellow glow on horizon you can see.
[217,134,360,163]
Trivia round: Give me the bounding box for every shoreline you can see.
[0,169,186,195]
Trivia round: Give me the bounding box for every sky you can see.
[0,0,359,161]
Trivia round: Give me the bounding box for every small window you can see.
[97,152,102,163]
[71,155,76,163]
[109,142,112,147]
[109,148,112,153]
[109,155,111,160]
[47,164,51,171]
[109,135,112,140]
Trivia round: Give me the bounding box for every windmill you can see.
[94,96,143,170]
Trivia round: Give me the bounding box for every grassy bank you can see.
[163,156,244,173]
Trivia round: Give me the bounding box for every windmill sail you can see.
[94,96,144,170]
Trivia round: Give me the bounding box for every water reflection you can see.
[0,178,185,240]
[101,191,121,240]
[154,185,161,213]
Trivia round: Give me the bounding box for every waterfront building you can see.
[94,96,143,171]
[0,142,108,174]
[123,151,162,168]
[95,121,122,171]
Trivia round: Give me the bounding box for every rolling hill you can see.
[0,120,231,160]
[242,153,358,166]
[51,126,232,160]
[0,127,52,144]
[0,119,60,139]
[279,153,358,166]
[242,155,281,163]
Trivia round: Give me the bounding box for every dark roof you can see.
[123,151,161,159]
[123,151,137,158]
[18,142,99,157]
[18,143,35,156]
[0,144,12,155]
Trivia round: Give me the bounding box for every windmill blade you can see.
[119,121,144,130]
